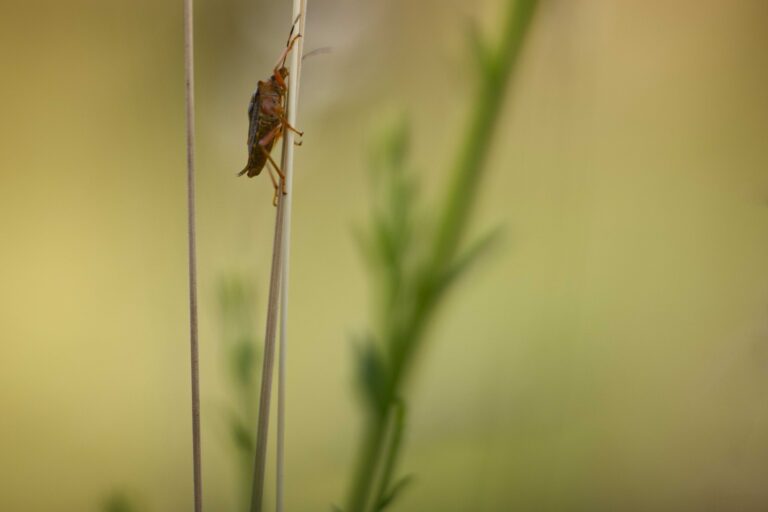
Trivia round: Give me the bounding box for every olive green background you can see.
[1,1,768,510]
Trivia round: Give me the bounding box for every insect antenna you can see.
[302,46,331,62]
[274,15,304,70]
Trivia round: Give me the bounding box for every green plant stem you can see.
[344,1,538,510]
[431,0,538,271]
[347,411,390,512]
[372,401,406,508]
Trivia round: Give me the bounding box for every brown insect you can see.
[239,22,304,205]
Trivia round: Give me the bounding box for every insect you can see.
[239,21,304,206]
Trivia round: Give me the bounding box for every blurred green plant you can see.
[345,1,540,511]
[99,276,261,512]
[101,491,139,512]
[217,274,263,510]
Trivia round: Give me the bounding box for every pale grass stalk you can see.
[277,3,307,511]
[183,0,202,510]
[250,2,306,510]
[250,195,285,512]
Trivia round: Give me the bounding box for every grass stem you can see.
[249,200,285,512]
[183,0,203,510]
[277,2,307,510]
[250,2,306,510]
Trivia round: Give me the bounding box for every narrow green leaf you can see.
[353,338,390,414]
[435,225,504,298]
[377,475,414,511]
[231,336,257,388]
[384,117,410,171]
[102,492,137,512]
[466,20,493,73]
[230,414,255,455]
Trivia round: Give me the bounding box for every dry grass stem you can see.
[183,0,203,510]
[277,2,308,510]
[250,2,306,511]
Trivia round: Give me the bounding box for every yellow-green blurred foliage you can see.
[1,1,768,511]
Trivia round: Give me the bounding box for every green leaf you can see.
[384,117,410,171]
[230,336,258,388]
[435,225,504,298]
[354,337,390,414]
[372,216,398,272]
[102,492,138,512]
[466,20,494,73]
[352,225,375,267]
[218,276,248,317]
[376,475,414,511]
[230,413,255,455]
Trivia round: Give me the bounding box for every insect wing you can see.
[247,91,256,119]
[246,90,261,149]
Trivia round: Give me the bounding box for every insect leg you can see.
[256,148,281,206]
[302,46,332,62]
[266,165,280,206]
[258,142,287,205]
[259,145,286,183]
[258,126,288,184]
[280,117,304,137]
[257,123,293,202]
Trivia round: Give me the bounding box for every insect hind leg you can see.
[258,144,287,206]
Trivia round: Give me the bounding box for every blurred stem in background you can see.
[346,1,539,511]
[101,277,262,512]
[217,275,262,510]
[102,491,139,512]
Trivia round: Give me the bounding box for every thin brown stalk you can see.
[183,0,202,510]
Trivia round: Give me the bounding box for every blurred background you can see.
[2,0,768,510]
